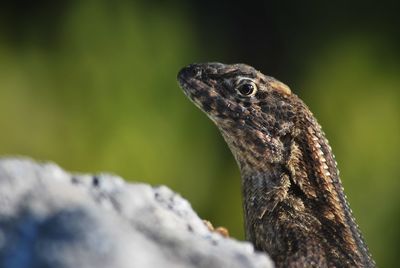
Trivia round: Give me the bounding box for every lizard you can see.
[177,62,375,268]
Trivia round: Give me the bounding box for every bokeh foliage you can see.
[0,1,399,266]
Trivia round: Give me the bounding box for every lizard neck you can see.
[231,120,375,268]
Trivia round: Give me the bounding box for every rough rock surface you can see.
[0,158,273,268]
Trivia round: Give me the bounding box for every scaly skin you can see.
[177,62,375,268]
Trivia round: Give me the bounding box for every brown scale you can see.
[178,62,375,268]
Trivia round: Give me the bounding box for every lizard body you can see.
[177,62,375,268]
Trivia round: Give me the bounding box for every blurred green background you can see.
[0,1,399,266]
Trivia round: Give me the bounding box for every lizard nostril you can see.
[189,65,202,78]
[178,65,202,80]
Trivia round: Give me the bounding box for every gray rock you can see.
[0,158,273,268]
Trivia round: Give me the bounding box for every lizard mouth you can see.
[177,65,215,112]
[177,64,204,95]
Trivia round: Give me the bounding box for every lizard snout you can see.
[177,64,202,81]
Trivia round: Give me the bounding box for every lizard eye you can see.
[236,79,257,97]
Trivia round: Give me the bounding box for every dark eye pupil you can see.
[238,83,254,95]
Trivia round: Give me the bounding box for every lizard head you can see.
[177,62,300,169]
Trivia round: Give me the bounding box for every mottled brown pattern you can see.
[177,62,375,268]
